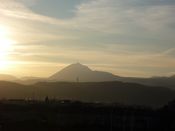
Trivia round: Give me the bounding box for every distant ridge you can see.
[1,63,175,89]
[48,63,175,89]
[0,74,17,81]
[170,75,175,78]
[49,63,118,82]
[0,80,174,107]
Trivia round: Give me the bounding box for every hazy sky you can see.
[0,0,175,77]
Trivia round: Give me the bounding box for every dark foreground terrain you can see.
[0,99,175,131]
[0,81,175,107]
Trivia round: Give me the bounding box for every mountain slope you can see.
[48,63,175,89]
[0,80,174,107]
[118,76,175,89]
[49,63,118,82]
[34,81,175,107]
[0,81,33,98]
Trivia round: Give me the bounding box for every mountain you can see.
[118,76,175,90]
[49,63,118,82]
[49,63,175,89]
[33,81,175,107]
[0,80,174,107]
[0,81,33,98]
[0,81,175,107]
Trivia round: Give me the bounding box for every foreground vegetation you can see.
[0,99,175,131]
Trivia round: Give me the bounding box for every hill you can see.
[49,63,118,82]
[0,81,174,107]
[118,76,175,89]
[49,63,175,90]
[33,81,175,107]
[1,63,175,90]
[0,81,33,99]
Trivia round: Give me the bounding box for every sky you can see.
[0,0,175,77]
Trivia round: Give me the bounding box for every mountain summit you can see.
[49,63,118,82]
[48,63,175,89]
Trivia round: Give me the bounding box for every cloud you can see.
[1,0,175,33]
[0,0,169,35]
[71,0,175,33]
[0,0,175,77]
[0,0,66,26]
[162,48,175,58]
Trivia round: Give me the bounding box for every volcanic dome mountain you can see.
[49,63,118,82]
[49,63,175,89]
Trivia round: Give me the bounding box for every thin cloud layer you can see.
[0,0,175,77]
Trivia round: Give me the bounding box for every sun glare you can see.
[0,26,14,70]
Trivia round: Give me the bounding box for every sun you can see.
[0,26,14,70]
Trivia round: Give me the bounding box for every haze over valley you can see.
[0,63,174,108]
[1,63,175,89]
